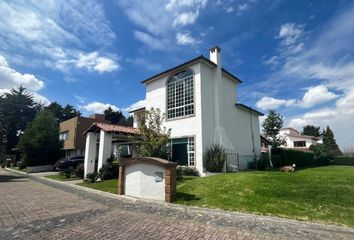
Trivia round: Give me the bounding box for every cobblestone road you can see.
[1,168,353,240]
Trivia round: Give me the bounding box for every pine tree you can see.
[322,126,342,156]
[262,110,286,147]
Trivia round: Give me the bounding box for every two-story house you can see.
[130,47,263,174]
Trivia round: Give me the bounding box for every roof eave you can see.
[235,103,264,116]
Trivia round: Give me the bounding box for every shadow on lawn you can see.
[176,192,201,201]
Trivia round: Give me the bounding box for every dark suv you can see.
[55,155,84,170]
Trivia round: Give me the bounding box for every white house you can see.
[130,47,263,174]
[279,127,322,150]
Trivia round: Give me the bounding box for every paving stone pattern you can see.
[1,168,353,240]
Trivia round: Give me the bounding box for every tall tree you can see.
[18,110,63,167]
[262,110,286,148]
[302,125,321,137]
[103,107,132,126]
[322,126,342,156]
[0,86,38,153]
[45,102,80,123]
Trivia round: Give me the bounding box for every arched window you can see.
[166,70,194,119]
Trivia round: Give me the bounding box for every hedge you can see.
[333,156,354,166]
[271,148,315,168]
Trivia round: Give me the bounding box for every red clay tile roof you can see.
[84,122,140,135]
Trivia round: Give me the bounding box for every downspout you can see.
[249,108,256,169]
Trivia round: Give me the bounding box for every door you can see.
[171,138,188,165]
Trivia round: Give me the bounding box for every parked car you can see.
[55,155,84,170]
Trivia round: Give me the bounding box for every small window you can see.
[59,131,69,141]
[293,141,306,147]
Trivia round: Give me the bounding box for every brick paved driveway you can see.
[1,168,353,240]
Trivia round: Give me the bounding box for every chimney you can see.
[209,46,222,68]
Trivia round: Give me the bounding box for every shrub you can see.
[97,162,119,180]
[176,167,183,180]
[271,148,316,168]
[176,166,199,177]
[309,144,332,165]
[74,163,84,179]
[63,166,74,178]
[203,144,226,172]
[86,172,98,183]
[333,156,354,166]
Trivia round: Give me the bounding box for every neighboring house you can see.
[60,114,110,157]
[130,47,263,173]
[260,135,271,153]
[279,127,322,150]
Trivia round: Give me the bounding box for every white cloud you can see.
[56,52,119,73]
[123,99,146,112]
[256,97,296,110]
[278,22,304,46]
[117,0,207,50]
[238,3,249,11]
[0,54,44,92]
[173,11,199,26]
[176,33,197,45]
[301,85,338,108]
[82,102,119,113]
[0,1,117,73]
[133,31,167,51]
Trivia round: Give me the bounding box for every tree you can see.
[18,110,63,167]
[103,107,133,126]
[302,125,321,137]
[0,86,38,153]
[262,110,286,148]
[322,126,342,156]
[137,108,171,159]
[45,102,80,123]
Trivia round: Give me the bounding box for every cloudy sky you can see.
[0,0,353,148]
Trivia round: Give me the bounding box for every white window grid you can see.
[167,75,194,119]
[188,137,195,167]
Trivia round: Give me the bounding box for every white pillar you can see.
[84,132,98,179]
[98,130,112,171]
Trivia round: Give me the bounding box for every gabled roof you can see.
[83,123,140,135]
[235,103,264,116]
[129,107,146,113]
[141,55,242,84]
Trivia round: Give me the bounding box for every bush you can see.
[97,162,119,180]
[248,154,269,170]
[86,172,98,183]
[271,148,316,168]
[176,167,183,180]
[333,156,354,166]
[63,166,74,178]
[309,144,332,165]
[176,166,199,177]
[203,144,226,172]
[74,163,84,179]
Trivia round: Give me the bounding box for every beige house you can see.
[59,114,110,157]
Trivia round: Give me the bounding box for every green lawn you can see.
[45,174,81,181]
[176,166,354,227]
[77,179,118,194]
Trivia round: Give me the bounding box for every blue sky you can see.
[0,0,353,148]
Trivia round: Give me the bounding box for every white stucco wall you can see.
[200,64,261,170]
[125,163,165,201]
[145,63,204,174]
[283,135,318,148]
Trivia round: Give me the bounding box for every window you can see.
[59,131,69,141]
[169,137,195,167]
[166,70,194,119]
[293,141,306,147]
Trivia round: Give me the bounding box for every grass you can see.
[176,165,354,227]
[77,179,118,194]
[45,174,81,181]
